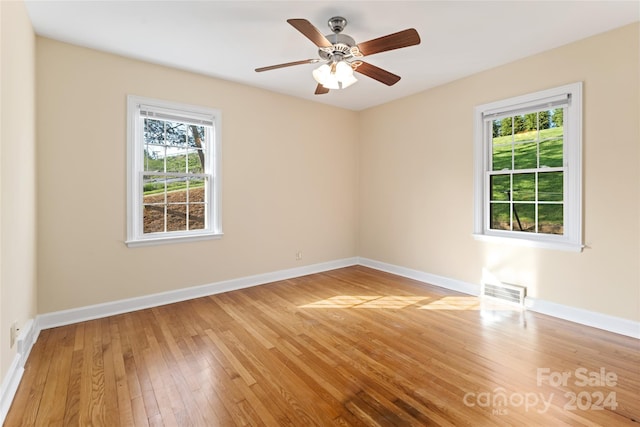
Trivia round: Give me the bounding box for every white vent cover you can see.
[482,282,526,306]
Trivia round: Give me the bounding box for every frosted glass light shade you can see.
[340,73,358,88]
[312,64,331,84]
[312,61,357,90]
[334,61,354,80]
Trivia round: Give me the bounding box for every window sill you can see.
[126,232,223,248]
[473,233,583,253]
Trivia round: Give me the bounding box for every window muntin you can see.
[127,96,221,247]
[473,82,582,251]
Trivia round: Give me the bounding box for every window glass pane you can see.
[539,204,563,235]
[143,175,166,196]
[186,126,206,173]
[166,203,187,232]
[513,115,525,134]
[190,178,206,202]
[189,125,206,147]
[523,112,538,132]
[188,204,205,230]
[188,178,206,230]
[142,175,166,234]
[165,150,188,173]
[144,119,164,144]
[513,140,537,169]
[513,203,535,232]
[540,108,563,167]
[512,173,535,201]
[188,150,204,173]
[492,144,511,171]
[491,119,501,139]
[551,108,563,128]
[539,134,563,168]
[144,144,164,172]
[490,175,510,201]
[170,184,188,204]
[499,116,513,138]
[490,203,510,230]
[169,123,188,148]
[538,110,551,130]
[492,117,512,170]
[143,204,165,234]
[538,172,563,202]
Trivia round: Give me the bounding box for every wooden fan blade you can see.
[356,28,420,56]
[354,62,401,86]
[255,59,319,72]
[314,84,330,95]
[287,19,332,48]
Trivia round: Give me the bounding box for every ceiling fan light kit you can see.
[312,60,357,89]
[255,16,421,95]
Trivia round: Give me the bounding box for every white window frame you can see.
[473,82,583,252]
[126,95,222,247]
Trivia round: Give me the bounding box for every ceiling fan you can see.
[255,16,421,95]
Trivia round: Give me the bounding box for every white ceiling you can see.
[25,1,639,111]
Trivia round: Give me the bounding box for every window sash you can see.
[485,169,565,234]
[483,119,567,237]
[137,117,213,236]
[141,174,210,235]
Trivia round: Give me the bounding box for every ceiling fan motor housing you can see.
[318,33,356,60]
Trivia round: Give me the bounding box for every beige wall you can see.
[32,23,640,323]
[36,38,359,313]
[0,0,38,377]
[359,23,640,322]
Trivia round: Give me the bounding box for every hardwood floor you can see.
[5,266,640,426]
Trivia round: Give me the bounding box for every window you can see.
[473,82,582,251]
[126,96,222,247]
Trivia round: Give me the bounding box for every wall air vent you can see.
[481,282,526,306]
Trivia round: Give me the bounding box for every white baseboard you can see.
[525,297,640,339]
[0,356,22,425]
[17,319,39,367]
[357,257,481,296]
[37,257,359,330]
[0,318,38,425]
[359,257,639,339]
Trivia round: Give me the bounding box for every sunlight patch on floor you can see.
[299,295,429,309]
[300,294,523,312]
[419,296,522,313]
[418,296,482,310]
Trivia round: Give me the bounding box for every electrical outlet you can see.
[295,250,303,261]
[10,321,17,348]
